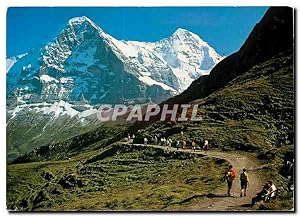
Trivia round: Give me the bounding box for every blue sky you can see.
[7,7,268,57]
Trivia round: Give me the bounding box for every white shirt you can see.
[269,184,277,197]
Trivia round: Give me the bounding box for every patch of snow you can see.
[8,101,80,119]
[6,53,28,73]
[138,76,177,93]
[40,75,58,83]
[60,77,73,84]
[78,108,98,118]
[22,64,32,71]
[98,89,110,100]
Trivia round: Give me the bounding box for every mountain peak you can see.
[172,28,191,36]
[68,16,92,25]
[171,28,206,44]
[67,16,102,32]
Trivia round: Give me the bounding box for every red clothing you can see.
[229,169,236,179]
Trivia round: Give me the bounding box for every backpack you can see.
[240,172,248,181]
[226,169,236,181]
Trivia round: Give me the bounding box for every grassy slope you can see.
[10,120,129,163]
[6,112,100,162]
[7,143,227,211]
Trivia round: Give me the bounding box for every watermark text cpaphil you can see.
[95,104,203,122]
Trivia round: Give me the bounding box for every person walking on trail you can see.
[154,135,158,145]
[160,137,164,146]
[176,140,180,150]
[192,140,196,152]
[240,168,249,197]
[203,140,209,153]
[225,165,236,196]
[144,137,148,145]
[163,137,166,146]
[166,139,170,150]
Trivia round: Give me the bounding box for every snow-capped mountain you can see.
[7,16,222,112]
[6,16,223,159]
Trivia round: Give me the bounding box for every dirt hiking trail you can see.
[130,143,264,211]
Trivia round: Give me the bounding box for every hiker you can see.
[252,182,270,205]
[286,159,294,176]
[132,134,135,140]
[240,168,249,197]
[163,137,166,146]
[166,139,170,150]
[127,134,131,141]
[154,135,158,145]
[160,137,164,146]
[176,140,180,150]
[225,165,236,196]
[144,137,148,145]
[251,181,277,205]
[203,140,209,153]
[182,140,187,149]
[192,140,196,152]
[265,181,277,200]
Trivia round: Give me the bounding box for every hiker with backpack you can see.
[240,168,249,197]
[203,140,209,153]
[225,165,236,196]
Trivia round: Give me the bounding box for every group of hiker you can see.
[251,181,278,205]
[142,135,210,152]
[127,133,280,204]
[224,165,249,197]
[127,134,135,141]
[224,165,277,204]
